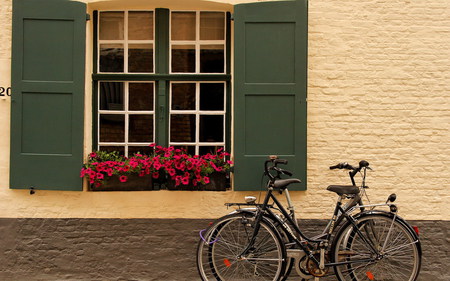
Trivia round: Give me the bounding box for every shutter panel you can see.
[11,0,86,190]
[234,0,307,191]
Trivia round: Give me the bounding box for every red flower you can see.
[181,177,189,185]
[203,176,210,184]
[119,175,128,182]
[152,172,159,179]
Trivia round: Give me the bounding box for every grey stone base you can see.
[0,218,448,280]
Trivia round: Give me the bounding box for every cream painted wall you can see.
[0,0,449,220]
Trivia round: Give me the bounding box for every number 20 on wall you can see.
[0,87,11,97]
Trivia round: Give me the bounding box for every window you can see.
[94,9,230,156]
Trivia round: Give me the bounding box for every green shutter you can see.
[234,0,308,191]
[10,0,86,190]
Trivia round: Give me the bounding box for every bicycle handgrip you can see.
[274,159,288,165]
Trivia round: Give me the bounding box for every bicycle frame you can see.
[236,184,394,270]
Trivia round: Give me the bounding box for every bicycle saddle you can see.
[327,185,359,195]
[273,178,302,190]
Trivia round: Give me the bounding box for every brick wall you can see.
[0,218,448,280]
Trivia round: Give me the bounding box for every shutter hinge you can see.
[86,14,91,21]
[230,13,234,21]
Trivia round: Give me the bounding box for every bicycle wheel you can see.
[197,213,287,281]
[331,213,421,281]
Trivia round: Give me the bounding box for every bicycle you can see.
[197,156,422,281]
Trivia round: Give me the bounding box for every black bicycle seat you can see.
[327,185,359,195]
[273,178,302,190]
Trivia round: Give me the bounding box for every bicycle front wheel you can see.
[331,213,421,281]
[197,213,286,281]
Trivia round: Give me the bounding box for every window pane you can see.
[200,83,224,111]
[200,12,225,40]
[99,82,124,111]
[128,11,153,40]
[100,114,125,142]
[99,146,125,156]
[171,12,196,41]
[129,115,154,142]
[170,114,196,142]
[200,45,224,73]
[200,115,223,142]
[199,146,223,155]
[100,44,124,72]
[172,45,195,73]
[172,83,196,110]
[173,145,196,155]
[99,12,124,40]
[129,44,153,73]
[129,83,153,111]
[128,146,154,156]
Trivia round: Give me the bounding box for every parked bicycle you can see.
[197,156,422,281]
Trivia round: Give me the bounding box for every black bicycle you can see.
[197,157,422,281]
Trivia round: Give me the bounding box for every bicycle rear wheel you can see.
[197,213,286,281]
[331,213,421,281]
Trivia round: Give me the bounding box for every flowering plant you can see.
[80,151,155,188]
[150,144,233,187]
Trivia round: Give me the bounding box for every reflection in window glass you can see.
[129,115,154,142]
[172,83,196,110]
[99,114,125,142]
[100,44,124,72]
[170,114,196,142]
[99,82,124,111]
[200,83,224,111]
[200,45,224,73]
[200,12,225,40]
[99,146,125,155]
[172,45,195,73]
[129,83,154,111]
[128,11,153,40]
[99,12,124,40]
[128,44,153,73]
[171,12,196,40]
[200,115,223,142]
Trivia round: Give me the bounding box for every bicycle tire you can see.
[330,212,421,281]
[197,213,287,281]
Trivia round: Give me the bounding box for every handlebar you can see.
[264,156,292,182]
[330,160,371,186]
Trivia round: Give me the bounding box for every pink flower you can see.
[203,176,210,184]
[152,172,159,179]
[96,173,104,180]
[181,177,189,185]
[89,152,97,158]
[168,168,176,176]
[119,175,128,182]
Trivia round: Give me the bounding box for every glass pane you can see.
[200,45,224,73]
[128,146,154,156]
[170,114,196,142]
[200,115,223,142]
[99,146,125,156]
[172,83,196,110]
[100,44,124,72]
[200,12,225,40]
[129,115,154,142]
[100,114,125,142]
[99,82,124,111]
[200,83,224,111]
[172,45,195,73]
[171,12,196,41]
[129,44,153,73]
[129,83,154,111]
[173,145,196,155]
[128,11,153,40]
[99,12,124,40]
[199,146,223,155]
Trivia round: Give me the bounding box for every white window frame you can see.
[169,10,226,74]
[169,81,226,155]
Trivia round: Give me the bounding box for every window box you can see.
[166,171,227,191]
[90,174,154,191]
